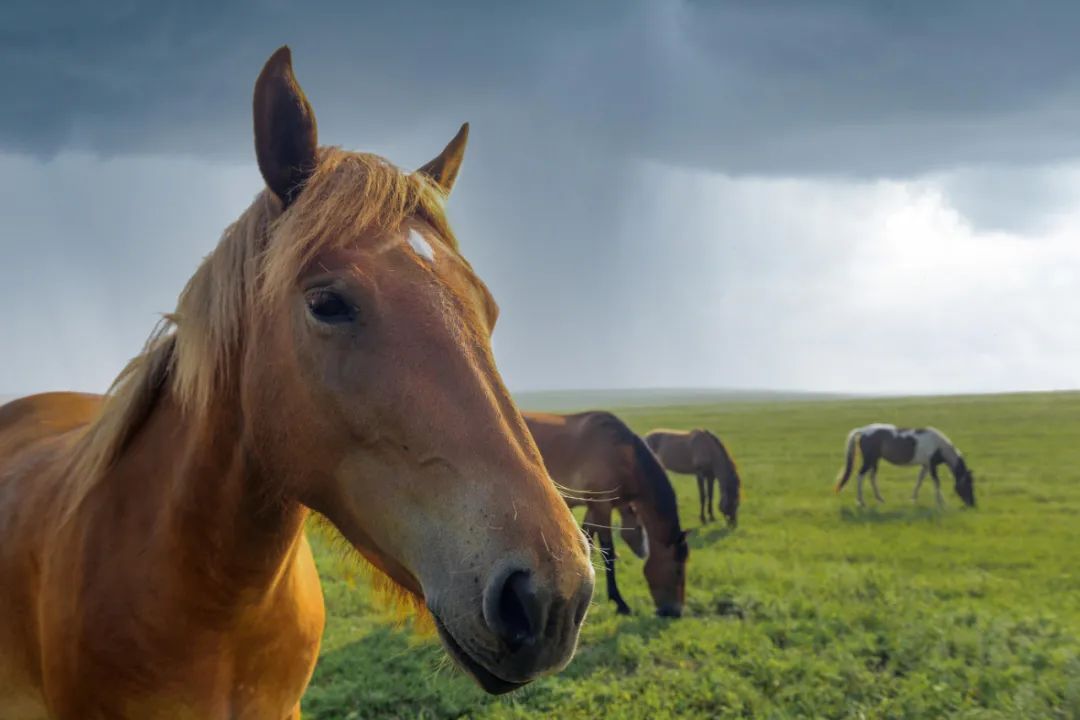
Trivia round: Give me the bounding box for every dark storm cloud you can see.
[0,0,607,157]
[5,0,1080,175]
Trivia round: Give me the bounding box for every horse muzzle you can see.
[432,559,594,694]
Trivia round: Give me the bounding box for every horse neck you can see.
[87,385,308,605]
[626,456,679,545]
[933,433,962,471]
[707,434,734,478]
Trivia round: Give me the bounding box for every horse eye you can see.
[306,289,355,324]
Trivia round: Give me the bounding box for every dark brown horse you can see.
[524,411,689,618]
[0,48,594,718]
[645,428,742,528]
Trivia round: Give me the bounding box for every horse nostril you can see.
[485,569,544,652]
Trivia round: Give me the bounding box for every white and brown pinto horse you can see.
[835,423,976,508]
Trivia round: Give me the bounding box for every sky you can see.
[3,0,1080,397]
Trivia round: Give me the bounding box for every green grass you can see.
[302,391,1080,719]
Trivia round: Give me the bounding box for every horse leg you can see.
[855,468,869,506]
[930,463,945,507]
[705,471,716,522]
[285,703,302,719]
[587,505,631,614]
[913,466,928,503]
[869,463,885,503]
[696,473,708,524]
[855,454,876,506]
[618,505,647,559]
[599,529,632,615]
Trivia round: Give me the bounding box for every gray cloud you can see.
[933,164,1080,234]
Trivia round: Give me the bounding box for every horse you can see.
[834,423,977,508]
[644,428,742,528]
[522,411,689,618]
[0,47,594,719]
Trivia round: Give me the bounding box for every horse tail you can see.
[834,429,861,493]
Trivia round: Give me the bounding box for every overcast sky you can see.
[4,0,1080,397]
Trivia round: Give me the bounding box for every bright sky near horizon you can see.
[4,1,1080,396]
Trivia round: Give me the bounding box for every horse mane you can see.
[308,516,435,634]
[705,429,741,500]
[64,148,457,516]
[589,412,683,545]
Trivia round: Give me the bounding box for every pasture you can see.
[303,391,1080,719]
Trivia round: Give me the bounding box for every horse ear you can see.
[417,123,469,194]
[253,46,319,205]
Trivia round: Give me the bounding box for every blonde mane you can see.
[66,148,458,508]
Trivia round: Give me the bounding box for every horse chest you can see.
[37,537,324,719]
[0,667,49,720]
[44,595,322,719]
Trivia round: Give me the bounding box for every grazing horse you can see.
[0,47,594,719]
[523,411,689,618]
[834,423,977,508]
[644,428,742,528]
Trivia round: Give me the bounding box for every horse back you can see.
[525,411,637,500]
[645,429,702,475]
[0,391,104,540]
[0,392,103,460]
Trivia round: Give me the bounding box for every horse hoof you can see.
[616,605,632,616]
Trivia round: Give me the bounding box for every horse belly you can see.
[656,440,698,476]
[880,435,918,466]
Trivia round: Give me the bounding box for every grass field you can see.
[301,391,1080,719]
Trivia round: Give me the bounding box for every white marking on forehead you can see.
[407,228,436,264]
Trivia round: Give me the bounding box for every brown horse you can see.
[523,411,689,618]
[645,428,742,528]
[0,47,594,719]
